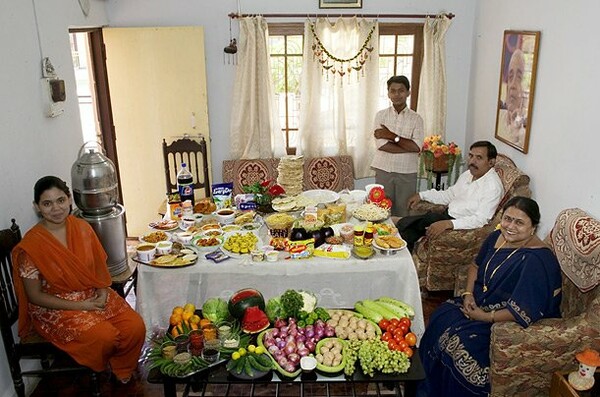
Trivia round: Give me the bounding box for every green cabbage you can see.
[202,297,229,323]
[265,297,285,322]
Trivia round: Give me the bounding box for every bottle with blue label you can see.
[177,163,194,206]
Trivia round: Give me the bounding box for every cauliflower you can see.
[298,290,317,313]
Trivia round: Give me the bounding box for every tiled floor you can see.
[28,273,452,396]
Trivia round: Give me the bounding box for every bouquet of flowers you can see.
[418,135,462,186]
[242,180,286,207]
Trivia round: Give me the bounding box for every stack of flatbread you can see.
[277,155,304,196]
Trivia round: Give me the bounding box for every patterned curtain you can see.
[298,17,379,179]
[417,15,452,139]
[229,17,286,159]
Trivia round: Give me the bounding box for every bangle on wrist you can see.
[490,310,496,323]
[461,291,472,298]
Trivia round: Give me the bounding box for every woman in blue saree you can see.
[417,196,562,396]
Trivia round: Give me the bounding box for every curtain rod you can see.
[229,12,455,20]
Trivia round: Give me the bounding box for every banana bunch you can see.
[354,297,415,323]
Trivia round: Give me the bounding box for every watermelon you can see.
[228,288,266,319]
[241,306,270,334]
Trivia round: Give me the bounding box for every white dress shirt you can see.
[370,106,424,174]
[419,168,504,230]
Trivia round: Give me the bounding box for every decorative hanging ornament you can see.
[309,20,376,82]
[224,18,238,65]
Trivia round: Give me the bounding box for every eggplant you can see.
[290,227,309,241]
[322,227,334,239]
[312,229,324,248]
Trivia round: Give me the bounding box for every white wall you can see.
[0,2,109,395]
[467,0,600,236]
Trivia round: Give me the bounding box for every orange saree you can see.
[12,215,145,377]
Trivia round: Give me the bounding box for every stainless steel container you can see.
[76,204,129,277]
[71,142,119,215]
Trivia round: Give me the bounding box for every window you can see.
[268,22,424,153]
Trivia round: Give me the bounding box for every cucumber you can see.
[244,357,255,377]
[354,301,383,323]
[373,300,408,319]
[226,359,236,371]
[376,296,415,317]
[247,354,272,372]
[234,356,246,374]
[253,353,273,369]
[361,300,399,320]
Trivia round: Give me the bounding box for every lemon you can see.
[247,345,256,353]
[183,303,196,313]
[231,352,241,360]
[254,346,265,355]
[238,347,247,356]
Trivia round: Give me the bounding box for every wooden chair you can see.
[162,135,210,198]
[0,219,101,397]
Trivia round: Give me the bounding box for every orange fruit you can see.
[169,314,182,326]
[190,314,201,325]
[182,311,193,322]
[183,303,196,313]
[199,318,212,328]
[172,306,184,315]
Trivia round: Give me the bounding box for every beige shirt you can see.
[370,106,424,174]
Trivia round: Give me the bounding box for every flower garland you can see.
[308,21,376,79]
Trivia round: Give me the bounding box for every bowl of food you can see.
[139,231,170,244]
[214,209,236,225]
[174,231,194,245]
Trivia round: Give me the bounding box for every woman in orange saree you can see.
[12,176,145,383]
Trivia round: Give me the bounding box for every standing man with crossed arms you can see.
[371,75,424,217]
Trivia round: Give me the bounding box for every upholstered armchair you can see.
[410,154,531,293]
[489,208,600,397]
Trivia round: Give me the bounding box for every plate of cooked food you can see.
[372,235,407,254]
[135,253,198,268]
[148,219,179,231]
[139,231,171,244]
[352,203,390,222]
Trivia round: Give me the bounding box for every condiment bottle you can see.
[353,225,365,246]
[364,226,374,246]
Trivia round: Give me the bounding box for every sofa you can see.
[222,155,355,195]
[489,208,600,396]
[411,154,531,293]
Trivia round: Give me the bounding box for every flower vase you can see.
[254,194,274,214]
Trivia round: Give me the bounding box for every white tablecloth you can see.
[136,247,425,342]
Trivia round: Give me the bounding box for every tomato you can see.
[405,332,417,347]
[397,340,409,351]
[381,332,392,342]
[399,317,411,329]
[403,346,414,358]
[387,324,397,333]
[392,327,405,339]
[398,323,409,335]
[390,318,400,327]
[393,333,405,344]
[379,319,390,331]
[387,340,398,351]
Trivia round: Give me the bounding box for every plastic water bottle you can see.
[177,163,194,206]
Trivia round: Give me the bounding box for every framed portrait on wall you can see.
[319,0,362,9]
[494,30,540,154]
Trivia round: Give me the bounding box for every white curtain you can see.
[229,17,285,159]
[298,18,379,179]
[417,15,452,140]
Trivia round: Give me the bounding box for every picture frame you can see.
[319,0,362,9]
[494,30,540,154]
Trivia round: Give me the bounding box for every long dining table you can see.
[135,237,426,343]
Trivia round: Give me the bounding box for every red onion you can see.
[275,319,287,328]
[305,328,315,339]
[277,356,289,367]
[296,341,305,350]
[284,363,296,373]
[284,342,296,355]
[295,334,306,343]
[324,326,335,337]
[274,351,284,361]
[285,335,295,343]
[288,318,296,325]
[268,345,279,355]
[265,338,276,348]
[271,328,280,337]
[297,347,310,357]
[305,341,316,352]
[287,353,300,364]
[276,340,286,349]
[289,328,298,337]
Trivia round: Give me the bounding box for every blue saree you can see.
[417,230,562,396]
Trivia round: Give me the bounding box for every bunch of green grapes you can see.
[358,339,410,377]
[344,339,363,376]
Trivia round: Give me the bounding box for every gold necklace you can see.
[482,237,531,292]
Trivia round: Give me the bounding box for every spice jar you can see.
[353,225,365,246]
[364,226,374,246]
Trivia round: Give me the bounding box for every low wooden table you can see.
[550,370,600,397]
[148,349,425,397]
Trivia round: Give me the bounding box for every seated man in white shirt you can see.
[397,141,504,251]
